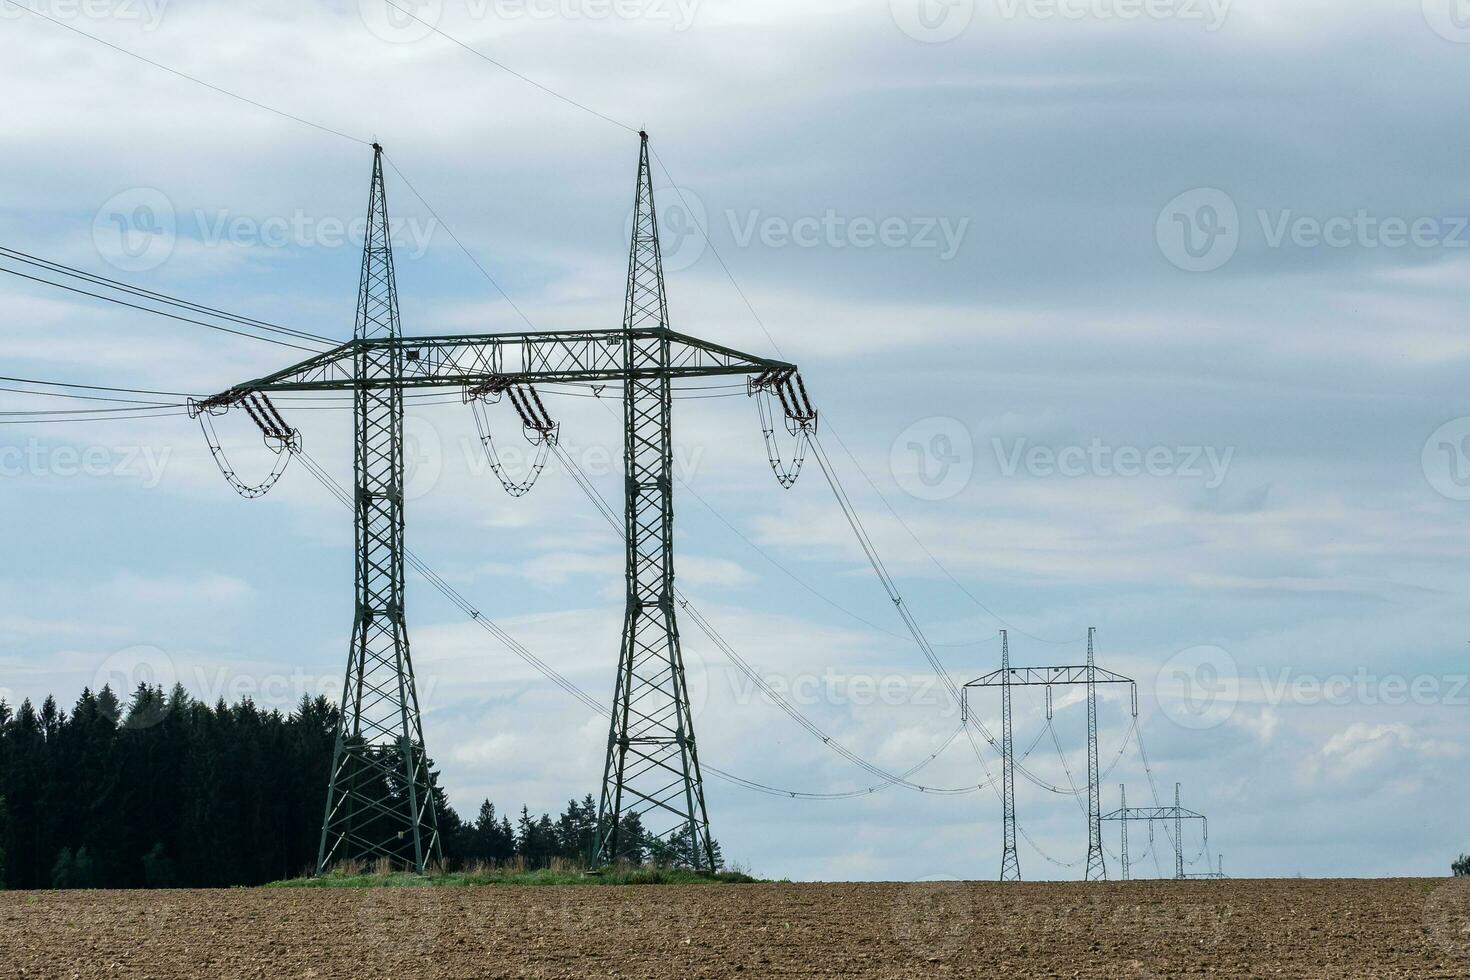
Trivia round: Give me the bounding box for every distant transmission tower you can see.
[962,628,1136,881]
[1102,781,1209,880]
[1173,781,1184,880]
[1085,627,1105,881]
[1118,783,1130,881]
[999,630,1020,881]
[598,131,716,871]
[317,143,441,873]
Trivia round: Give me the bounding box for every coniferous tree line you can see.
[0,685,720,889]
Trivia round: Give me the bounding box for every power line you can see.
[0,376,197,398]
[377,0,637,135]
[13,0,1118,852]
[549,439,983,796]
[380,153,537,331]
[294,446,978,802]
[0,410,188,425]
[0,385,179,408]
[0,264,326,353]
[0,246,338,346]
[1,0,367,146]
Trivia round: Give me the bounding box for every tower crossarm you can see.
[198,327,795,403]
[1100,806,1207,822]
[963,665,1136,688]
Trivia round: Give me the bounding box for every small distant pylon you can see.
[1174,782,1184,880]
[999,630,1020,882]
[1118,784,1130,881]
[1084,627,1106,881]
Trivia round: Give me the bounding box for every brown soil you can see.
[3,877,1468,978]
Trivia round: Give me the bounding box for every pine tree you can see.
[470,801,515,865]
[142,843,178,888]
[0,795,9,888]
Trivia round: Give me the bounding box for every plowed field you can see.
[4,877,1467,978]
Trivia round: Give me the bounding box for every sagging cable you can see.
[188,390,299,498]
[465,378,558,497]
[749,368,816,489]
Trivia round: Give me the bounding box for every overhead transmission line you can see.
[9,1,1153,861]
[291,447,984,801]
[4,0,1048,647]
[0,0,368,146]
[547,438,996,796]
[0,247,335,353]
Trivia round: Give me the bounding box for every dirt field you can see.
[3,877,1468,978]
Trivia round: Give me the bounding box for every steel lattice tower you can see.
[204,138,795,876]
[1102,782,1209,881]
[1174,782,1184,880]
[316,143,441,873]
[1084,627,1106,881]
[962,630,1135,882]
[596,131,716,871]
[999,631,1020,881]
[1118,783,1130,881]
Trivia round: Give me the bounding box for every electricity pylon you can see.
[1102,781,1209,880]
[299,143,438,873]
[1174,781,1184,880]
[598,132,714,870]
[998,630,1020,881]
[961,628,1137,882]
[1118,783,1129,881]
[195,136,800,874]
[1085,627,1104,881]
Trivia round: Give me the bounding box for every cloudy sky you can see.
[2,0,1468,881]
